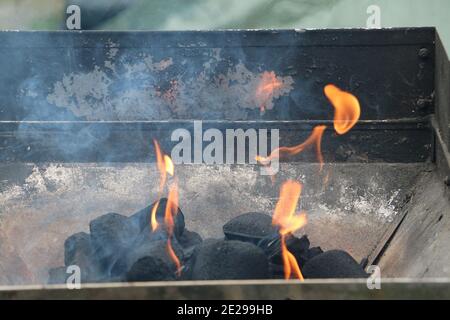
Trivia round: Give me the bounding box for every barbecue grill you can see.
[0,27,449,299]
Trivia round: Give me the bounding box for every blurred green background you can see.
[1,0,449,50]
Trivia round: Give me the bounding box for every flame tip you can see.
[324,84,361,135]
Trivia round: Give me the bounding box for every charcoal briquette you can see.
[302,250,368,279]
[64,231,102,282]
[262,234,311,267]
[178,229,202,249]
[128,198,185,239]
[223,212,277,244]
[126,256,176,282]
[125,239,184,282]
[89,212,139,275]
[191,239,270,280]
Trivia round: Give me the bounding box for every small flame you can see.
[165,183,182,276]
[164,155,174,176]
[272,180,307,280]
[151,140,175,231]
[167,238,181,276]
[273,181,307,236]
[153,139,167,193]
[151,139,182,275]
[150,200,160,232]
[324,84,361,135]
[256,71,283,113]
[256,125,327,170]
[282,237,304,280]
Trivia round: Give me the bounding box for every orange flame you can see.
[152,140,175,231]
[167,238,181,276]
[153,140,174,193]
[154,139,166,193]
[324,84,361,135]
[151,139,182,275]
[165,183,182,276]
[256,71,283,113]
[272,180,307,280]
[150,200,160,232]
[256,125,327,170]
[164,155,174,176]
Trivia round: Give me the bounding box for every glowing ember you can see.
[324,84,361,135]
[256,71,283,113]
[272,180,307,280]
[256,125,327,170]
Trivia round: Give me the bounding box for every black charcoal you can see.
[126,256,176,282]
[261,234,311,267]
[307,247,324,259]
[129,198,185,239]
[64,232,93,266]
[191,239,270,280]
[110,228,171,277]
[176,231,202,280]
[302,250,368,279]
[60,202,366,283]
[125,240,184,282]
[89,212,139,275]
[223,212,277,244]
[128,237,183,270]
[178,230,202,249]
[64,232,102,282]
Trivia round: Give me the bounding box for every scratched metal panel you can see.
[0,162,423,285]
[0,120,431,163]
[378,163,450,278]
[2,279,450,299]
[0,28,435,122]
[435,33,450,148]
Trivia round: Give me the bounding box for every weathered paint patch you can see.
[44,46,294,121]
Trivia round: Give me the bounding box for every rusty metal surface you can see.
[1,279,450,300]
[1,119,432,163]
[0,162,424,285]
[375,120,450,278]
[0,28,435,122]
[0,29,436,165]
[378,170,450,278]
[0,28,446,290]
[435,32,450,148]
